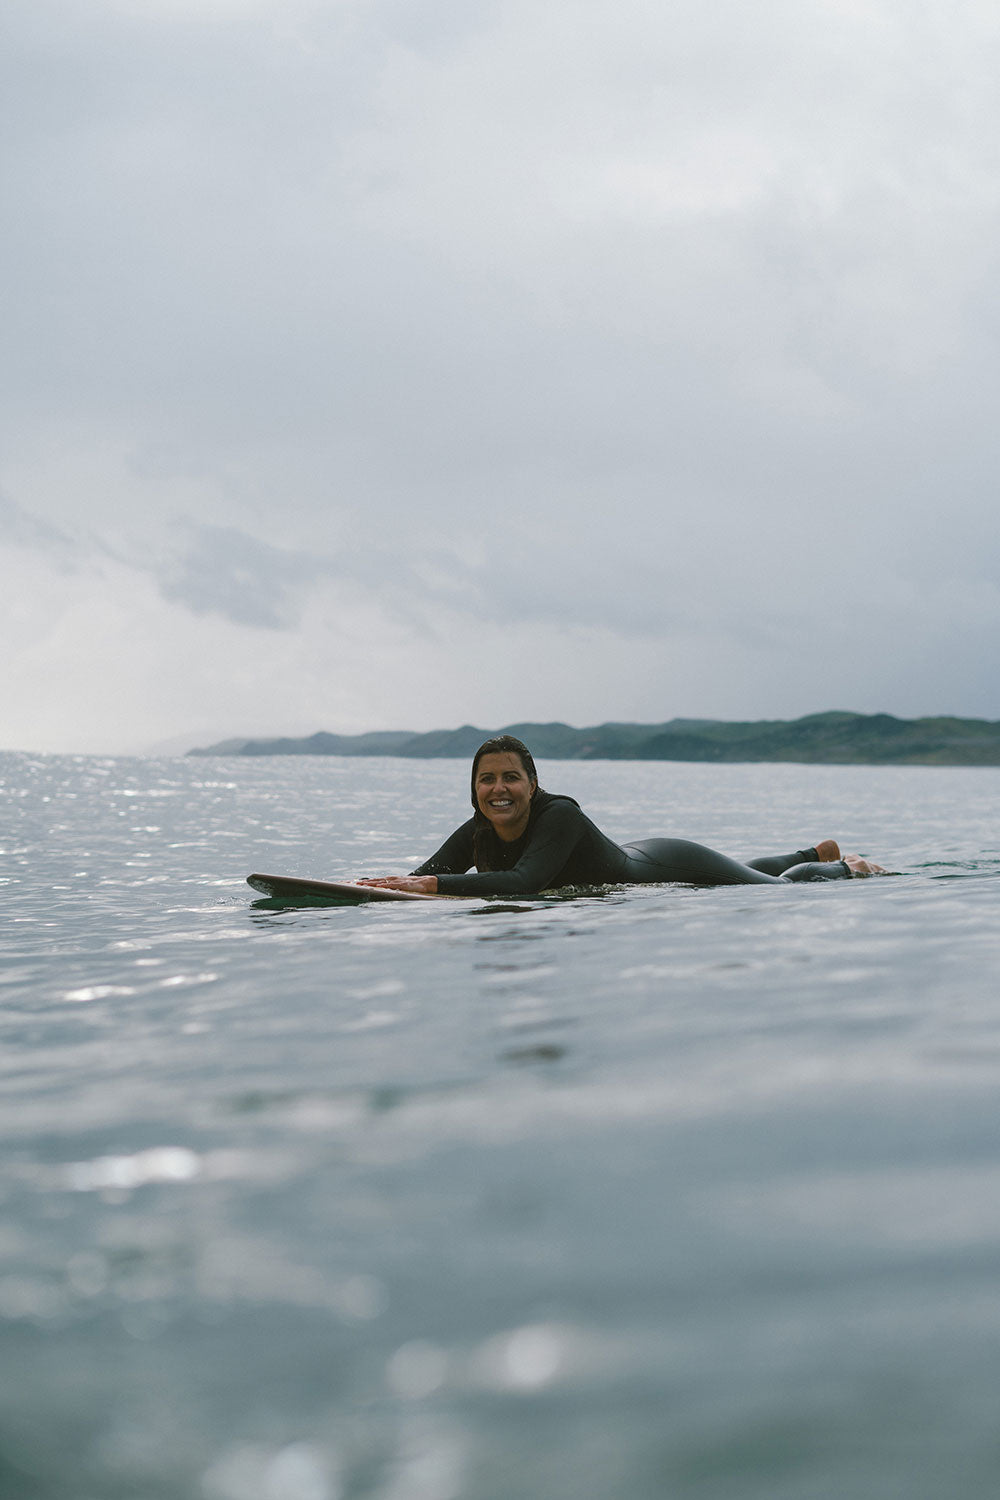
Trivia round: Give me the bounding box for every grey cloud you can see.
[3,0,1000,744]
[151,513,711,641]
[0,493,82,566]
[151,522,487,632]
[156,525,334,629]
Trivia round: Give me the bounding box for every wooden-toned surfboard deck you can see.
[247,873,443,904]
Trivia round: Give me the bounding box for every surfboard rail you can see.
[247,873,442,904]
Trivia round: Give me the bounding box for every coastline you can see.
[186,711,1000,766]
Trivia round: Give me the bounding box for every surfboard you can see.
[247,872,443,904]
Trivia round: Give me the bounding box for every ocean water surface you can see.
[2,751,1000,1500]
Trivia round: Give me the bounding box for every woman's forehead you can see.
[476,752,529,777]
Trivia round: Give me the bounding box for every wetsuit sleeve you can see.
[432,800,588,896]
[410,819,476,877]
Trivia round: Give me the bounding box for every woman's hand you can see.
[355,875,439,894]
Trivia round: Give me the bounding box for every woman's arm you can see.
[356,819,475,894]
[409,820,475,877]
[434,800,586,896]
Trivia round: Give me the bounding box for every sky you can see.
[3,0,1000,754]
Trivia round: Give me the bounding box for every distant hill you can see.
[187,712,1000,765]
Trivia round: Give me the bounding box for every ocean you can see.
[2,750,999,1500]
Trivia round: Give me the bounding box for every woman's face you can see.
[474,751,537,841]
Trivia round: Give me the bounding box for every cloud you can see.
[2,0,1000,750]
[0,492,81,565]
[145,519,495,633]
[154,524,332,629]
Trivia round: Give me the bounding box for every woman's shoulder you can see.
[532,791,584,821]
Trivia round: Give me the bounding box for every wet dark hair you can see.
[470,736,540,870]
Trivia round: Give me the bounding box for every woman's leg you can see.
[780,859,853,882]
[748,844,854,881]
[746,840,842,875]
[620,838,782,885]
[620,839,853,886]
[745,847,822,876]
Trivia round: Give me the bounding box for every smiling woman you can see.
[470,738,540,847]
[357,736,883,897]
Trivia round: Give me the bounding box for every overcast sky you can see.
[3,0,999,753]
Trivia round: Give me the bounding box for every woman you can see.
[358,735,884,898]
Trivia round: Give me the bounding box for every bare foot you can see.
[844,855,886,877]
[814,839,841,862]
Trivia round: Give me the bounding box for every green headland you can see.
[188,712,1000,765]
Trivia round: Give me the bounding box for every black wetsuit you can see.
[412,791,853,897]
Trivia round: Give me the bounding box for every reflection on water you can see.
[3,752,1000,1497]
